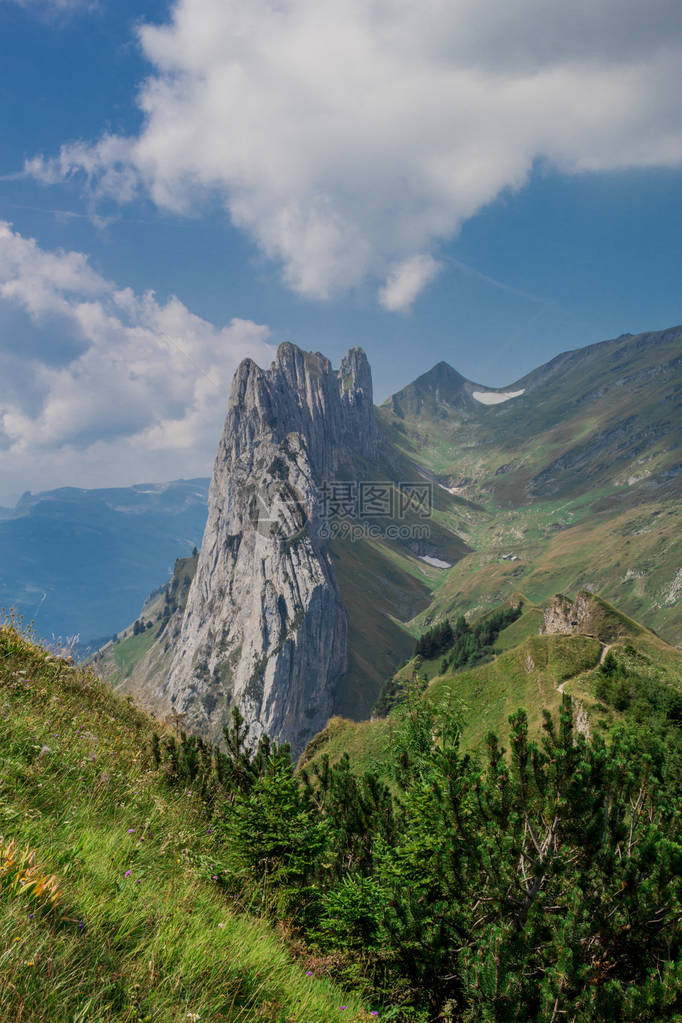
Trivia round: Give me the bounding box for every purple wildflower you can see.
[124,870,132,877]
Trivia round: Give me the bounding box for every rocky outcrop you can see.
[541,593,594,636]
[156,343,378,755]
[541,591,628,644]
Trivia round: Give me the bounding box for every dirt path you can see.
[557,641,616,695]
[599,642,615,664]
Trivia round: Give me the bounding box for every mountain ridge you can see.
[301,587,682,776]
[0,478,210,645]
[387,323,681,407]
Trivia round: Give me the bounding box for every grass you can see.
[413,498,682,644]
[0,619,375,1023]
[307,591,682,774]
[298,715,395,777]
[329,536,431,719]
[423,633,602,750]
[109,629,158,685]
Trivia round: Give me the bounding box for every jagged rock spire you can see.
[158,342,377,755]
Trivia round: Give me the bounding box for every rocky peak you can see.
[542,593,593,635]
[223,342,376,480]
[541,591,628,644]
[157,342,378,755]
[384,360,473,417]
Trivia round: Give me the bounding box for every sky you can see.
[0,0,681,504]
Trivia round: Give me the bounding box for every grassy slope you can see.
[427,593,682,753]
[304,593,682,778]
[380,327,682,644]
[425,633,603,750]
[416,500,682,643]
[0,622,373,1023]
[329,536,431,718]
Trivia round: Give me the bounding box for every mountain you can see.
[6,328,682,1023]
[163,344,377,752]
[100,343,472,753]
[0,479,209,646]
[97,324,681,758]
[380,324,682,643]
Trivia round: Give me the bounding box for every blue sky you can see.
[0,0,681,503]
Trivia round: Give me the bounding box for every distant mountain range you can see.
[0,479,209,647]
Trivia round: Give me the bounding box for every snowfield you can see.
[472,388,525,405]
[420,555,452,569]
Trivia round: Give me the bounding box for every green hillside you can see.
[0,619,372,1023]
[381,325,682,644]
[4,595,682,1022]
[303,591,682,777]
[329,535,430,718]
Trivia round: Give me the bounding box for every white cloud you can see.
[0,222,273,500]
[378,254,440,313]
[6,0,96,10]
[25,0,682,308]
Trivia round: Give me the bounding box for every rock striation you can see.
[159,343,378,755]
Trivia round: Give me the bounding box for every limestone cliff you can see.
[156,343,377,755]
[541,591,631,644]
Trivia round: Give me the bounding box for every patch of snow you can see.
[420,555,452,569]
[472,388,525,405]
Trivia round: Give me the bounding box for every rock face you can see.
[541,591,626,644]
[160,343,378,755]
[541,593,594,636]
